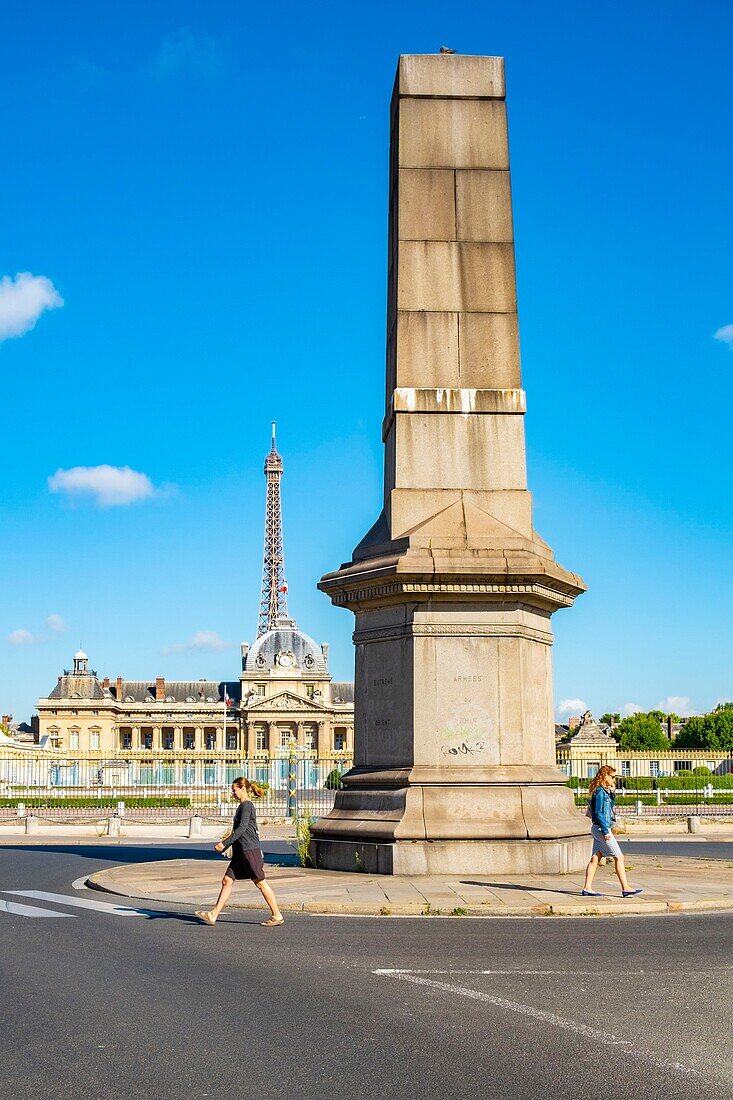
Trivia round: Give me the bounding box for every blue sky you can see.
[1,0,731,722]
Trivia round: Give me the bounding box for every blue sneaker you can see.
[581,890,602,897]
[622,888,643,897]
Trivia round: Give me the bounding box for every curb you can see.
[85,869,733,919]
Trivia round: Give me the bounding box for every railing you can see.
[0,754,353,821]
[573,786,733,817]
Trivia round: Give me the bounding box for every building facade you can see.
[557,712,732,779]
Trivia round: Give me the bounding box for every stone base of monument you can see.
[309,767,589,875]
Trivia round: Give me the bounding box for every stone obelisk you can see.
[311,53,588,875]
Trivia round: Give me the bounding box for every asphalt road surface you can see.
[1,841,732,1100]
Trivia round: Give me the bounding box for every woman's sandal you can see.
[261,916,285,927]
[195,910,217,925]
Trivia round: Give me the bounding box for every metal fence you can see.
[573,786,733,817]
[0,753,353,821]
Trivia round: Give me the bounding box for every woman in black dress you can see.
[195,777,284,927]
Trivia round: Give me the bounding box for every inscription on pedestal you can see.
[439,702,498,763]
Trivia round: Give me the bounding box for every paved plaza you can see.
[87,840,733,918]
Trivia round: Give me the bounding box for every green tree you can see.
[324,768,345,790]
[614,713,671,751]
[600,712,620,726]
[675,709,733,751]
[647,708,680,723]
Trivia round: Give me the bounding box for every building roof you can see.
[244,627,328,675]
[558,710,616,748]
[331,682,355,704]
[48,675,107,701]
[112,681,242,704]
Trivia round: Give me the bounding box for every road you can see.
[1,841,732,1100]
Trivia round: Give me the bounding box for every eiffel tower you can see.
[257,423,296,637]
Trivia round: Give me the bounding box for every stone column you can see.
[312,53,588,876]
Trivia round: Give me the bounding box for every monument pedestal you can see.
[311,544,588,874]
[311,53,588,875]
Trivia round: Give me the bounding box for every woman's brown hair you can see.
[232,776,265,798]
[587,764,616,797]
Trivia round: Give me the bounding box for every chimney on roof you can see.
[2,714,11,728]
[155,677,165,701]
[102,677,110,690]
[116,676,123,700]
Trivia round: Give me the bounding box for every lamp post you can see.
[287,735,298,818]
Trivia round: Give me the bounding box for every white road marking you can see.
[373,968,638,976]
[71,876,89,891]
[0,898,73,918]
[3,890,149,916]
[373,971,698,1077]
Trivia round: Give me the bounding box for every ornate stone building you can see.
[35,430,354,759]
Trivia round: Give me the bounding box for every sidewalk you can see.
[1,818,732,841]
[88,849,733,918]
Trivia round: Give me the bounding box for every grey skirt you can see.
[591,825,622,858]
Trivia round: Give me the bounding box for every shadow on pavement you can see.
[0,842,299,867]
[461,880,581,897]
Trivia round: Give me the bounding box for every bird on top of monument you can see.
[439,45,457,53]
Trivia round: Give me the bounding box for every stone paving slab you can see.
[87,853,733,918]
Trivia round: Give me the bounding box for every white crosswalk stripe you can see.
[0,898,73,918]
[2,890,152,916]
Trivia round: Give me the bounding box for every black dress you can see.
[222,799,266,881]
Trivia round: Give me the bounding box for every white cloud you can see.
[714,324,733,349]
[47,465,168,507]
[46,614,66,633]
[657,695,695,717]
[0,272,63,342]
[154,28,221,79]
[620,702,643,717]
[557,698,587,718]
[162,630,230,655]
[7,629,36,645]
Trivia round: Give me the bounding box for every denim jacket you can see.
[590,786,616,834]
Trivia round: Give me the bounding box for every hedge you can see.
[0,796,192,809]
[570,775,733,792]
[656,775,733,790]
[574,794,657,807]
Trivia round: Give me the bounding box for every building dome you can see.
[74,649,88,661]
[245,627,328,674]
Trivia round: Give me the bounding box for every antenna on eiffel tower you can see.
[257,422,294,637]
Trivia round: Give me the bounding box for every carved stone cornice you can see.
[352,621,553,646]
[327,577,576,613]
